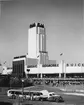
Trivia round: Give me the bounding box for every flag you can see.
[37,55,39,58]
[4,61,6,64]
[60,53,63,56]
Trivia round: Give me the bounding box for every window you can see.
[70,64,74,66]
[10,91,14,94]
[56,64,59,67]
[66,64,69,67]
[49,94,52,96]
[74,63,76,66]
[78,63,81,67]
[82,63,84,67]
[24,92,30,95]
[15,91,22,95]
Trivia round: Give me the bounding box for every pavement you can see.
[63,92,84,96]
[59,88,84,93]
[1,85,84,105]
[23,85,84,95]
[58,85,84,92]
[59,85,84,96]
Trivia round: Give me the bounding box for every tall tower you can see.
[28,23,48,64]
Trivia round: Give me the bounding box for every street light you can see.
[21,78,25,102]
[37,55,40,78]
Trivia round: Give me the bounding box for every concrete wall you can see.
[26,65,84,74]
[27,66,60,74]
[66,67,84,73]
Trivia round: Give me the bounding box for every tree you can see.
[9,77,22,88]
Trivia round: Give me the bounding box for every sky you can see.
[0,0,84,66]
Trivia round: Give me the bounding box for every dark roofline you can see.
[39,51,48,53]
[29,23,44,28]
[14,55,26,59]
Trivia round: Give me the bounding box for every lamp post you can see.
[21,78,25,102]
[60,53,65,78]
[37,55,40,78]
[59,53,63,78]
[9,76,11,89]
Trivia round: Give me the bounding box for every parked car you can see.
[7,89,22,99]
[38,90,64,102]
[39,90,49,101]
[47,92,64,102]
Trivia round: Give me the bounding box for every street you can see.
[0,85,84,105]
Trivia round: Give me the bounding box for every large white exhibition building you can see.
[12,23,84,78]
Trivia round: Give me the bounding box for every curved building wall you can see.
[26,65,84,74]
[26,67,61,74]
[66,67,82,73]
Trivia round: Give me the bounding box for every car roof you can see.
[49,92,55,94]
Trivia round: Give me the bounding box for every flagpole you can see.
[60,53,66,79]
[60,53,63,78]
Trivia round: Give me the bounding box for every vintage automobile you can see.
[7,89,22,99]
[47,92,64,102]
[38,90,49,101]
[38,91,64,102]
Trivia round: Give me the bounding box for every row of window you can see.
[27,65,37,68]
[12,61,24,75]
[29,23,44,28]
[14,55,26,59]
[39,51,47,53]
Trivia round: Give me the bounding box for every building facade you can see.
[28,23,49,65]
[12,55,26,78]
[12,23,84,78]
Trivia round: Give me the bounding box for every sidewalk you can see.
[58,85,84,93]
[60,88,84,93]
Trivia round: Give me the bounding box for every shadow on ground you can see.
[0,102,12,105]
